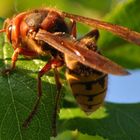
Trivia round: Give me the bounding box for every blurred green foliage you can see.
[0,0,114,17]
[99,0,140,68]
[0,0,140,140]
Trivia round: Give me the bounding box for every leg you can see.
[69,19,77,38]
[22,60,52,127]
[3,47,21,74]
[52,67,62,136]
[2,47,38,74]
[22,59,64,132]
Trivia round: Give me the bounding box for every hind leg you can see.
[51,67,62,136]
[22,58,64,133]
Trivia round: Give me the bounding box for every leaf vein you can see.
[116,108,140,128]
[116,111,129,138]
[0,103,12,139]
[8,76,23,140]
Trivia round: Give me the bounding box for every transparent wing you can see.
[35,29,129,75]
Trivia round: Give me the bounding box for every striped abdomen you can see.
[65,57,108,115]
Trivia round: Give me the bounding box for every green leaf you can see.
[52,130,107,140]
[58,103,140,140]
[99,0,140,69]
[0,23,55,140]
[0,1,140,140]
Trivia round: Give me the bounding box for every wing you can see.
[35,29,129,75]
[62,12,140,46]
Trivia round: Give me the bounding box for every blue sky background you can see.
[106,70,140,103]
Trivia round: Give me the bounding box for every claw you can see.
[1,68,13,75]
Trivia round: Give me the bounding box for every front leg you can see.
[2,47,21,74]
[2,47,38,74]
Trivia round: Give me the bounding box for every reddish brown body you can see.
[4,9,108,116]
[4,9,69,61]
[1,8,140,137]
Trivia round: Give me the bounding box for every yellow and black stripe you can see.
[65,29,108,115]
[65,65,108,115]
